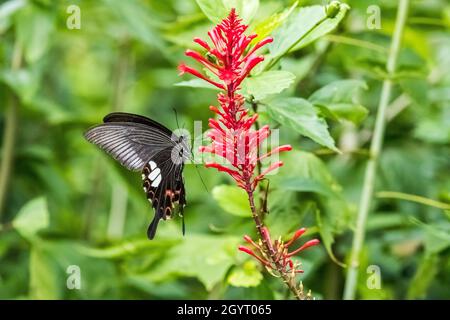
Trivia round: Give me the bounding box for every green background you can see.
[0,0,449,299]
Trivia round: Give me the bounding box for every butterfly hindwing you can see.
[142,157,186,239]
[84,112,188,239]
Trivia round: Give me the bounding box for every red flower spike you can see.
[287,239,321,258]
[193,37,211,51]
[178,63,225,89]
[260,227,274,252]
[285,228,307,247]
[238,226,319,275]
[258,145,293,162]
[178,9,288,193]
[239,246,270,266]
[243,235,261,249]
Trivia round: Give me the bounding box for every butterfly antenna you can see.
[173,108,180,130]
[194,164,209,194]
[182,212,186,236]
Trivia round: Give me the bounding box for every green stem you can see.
[250,99,268,219]
[325,34,388,53]
[343,0,409,300]
[0,43,22,220]
[376,191,450,211]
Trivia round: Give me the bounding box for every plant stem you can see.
[343,0,409,300]
[250,100,268,219]
[376,191,450,211]
[0,43,22,220]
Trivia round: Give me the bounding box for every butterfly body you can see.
[84,112,189,239]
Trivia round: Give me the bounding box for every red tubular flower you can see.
[178,8,288,193]
[239,228,320,274]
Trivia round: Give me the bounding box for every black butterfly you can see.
[84,112,190,239]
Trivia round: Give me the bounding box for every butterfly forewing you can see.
[84,112,188,239]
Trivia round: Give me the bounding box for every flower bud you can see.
[326,1,341,18]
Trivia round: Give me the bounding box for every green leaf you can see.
[15,4,55,63]
[274,151,343,195]
[241,71,295,100]
[309,80,369,124]
[29,240,120,299]
[143,235,240,291]
[407,254,439,299]
[0,0,27,33]
[125,276,190,299]
[309,79,367,102]
[227,261,263,288]
[212,185,251,217]
[265,97,339,152]
[267,3,349,65]
[250,1,298,44]
[411,218,450,254]
[12,197,49,240]
[29,246,61,299]
[75,239,179,259]
[292,3,349,51]
[195,0,228,24]
[195,0,259,24]
[269,151,350,242]
[316,103,368,124]
[280,177,338,198]
[102,0,161,46]
[174,79,219,90]
[315,209,346,267]
[0,68,40,103]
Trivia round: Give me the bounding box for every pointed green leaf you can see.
[29,247,61,299]
[228,261,263,288]
[266,97,339,152]
[241,71,295,100]
[267,3,349,66]
[309,80,368,124]
[196,0,259,24]
[407,254,439,299]
[12,197,49,240]
[250,1,298,44]
[212,185,251,217]
[15,5,55,63]
[315,209,346,267]
[143,235,240,291]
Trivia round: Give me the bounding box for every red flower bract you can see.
[178,8,291,192]
[239,227,320,274]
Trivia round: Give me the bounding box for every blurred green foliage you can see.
[0,0,449,299]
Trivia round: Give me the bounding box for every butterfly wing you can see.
[84,112,188,239]
[142,154,186,239]
[103,112,174,136]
